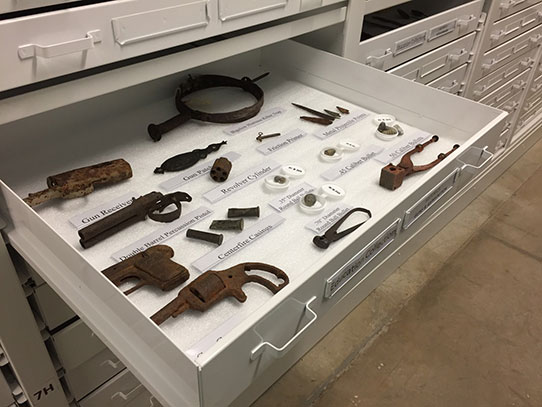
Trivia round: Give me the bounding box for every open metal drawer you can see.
[358,0,482,71]
[0,41,506,407]
[0,0,345,92]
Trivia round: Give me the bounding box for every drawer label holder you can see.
[428,19,457,41]
[394,31,427,56]
[403,169,460,230]
[324,219,401,298]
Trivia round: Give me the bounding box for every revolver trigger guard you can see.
[147,192,191,223]
[232,289,248,302]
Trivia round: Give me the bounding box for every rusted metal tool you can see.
[292,103,336,121]
[24,159,132,207]
[379,136,460,190]
[148,73,267,141]
[79,191,191,248]
[102,246,189,295]
[336,106,350,114]
[256,132,281,142]
[300,116,333,126]
[154,141,227,174]
[313,207,372,249]
[151,262,289,325]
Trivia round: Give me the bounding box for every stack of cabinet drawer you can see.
[12,253,160,407]
[359,1,483,96]
[467,0,542,149]
[0,344,22,407]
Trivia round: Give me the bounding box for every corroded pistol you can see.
[24,159,132,207]
[151,262,289,325]
[102,246,189,295]
[79,191,191,248]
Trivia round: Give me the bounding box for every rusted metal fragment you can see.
[313,207,372,249]
[292,103,336,121]
[24,159,132,207]
[154,141,227,174]
[210,157,232,182]
[336,106,350,114]
[300,116,333,126]
[79,191,191,248]
[227,207,260,218]
[102,245,189,295]
[379,136,460,190]
[151,262,289,325]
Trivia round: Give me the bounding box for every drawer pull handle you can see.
[502,101,519,112]
[520,57,535,67]
[366,49,392,70]
[448,48,468,64]
[111,384,143,401]
[521,16,537,27]
[18,30,101,60]
[457,15,476,31]
[503,66,520,79]
[512,80,527,90]
[438,80,460,94]
[458,146,493,175]
[250,296,317,360]
[100,359,123,369]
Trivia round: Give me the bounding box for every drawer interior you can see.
[0,40,505,404]
[361,0,478,40]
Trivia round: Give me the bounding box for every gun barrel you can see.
[151,298,189,325]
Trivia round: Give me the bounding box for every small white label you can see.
[223,107,285,136]
[305,203,352,234]
[374,131,432,164]
[203,160,281,203]
[313,110,370,140]
[321,145,384,181]
[428,19,457,41]
[192,213,285,272]
[159,151,241,191]
[403,169,459,229]
[324,219,401,298]
[268,182,315,212]
[69,192,137,229]
[111,207,212,262]
[394,31,427,55]
[257,128,307,155]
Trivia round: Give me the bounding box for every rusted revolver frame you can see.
[379,136,460,190]
[151,262,289,325]
[24,159,132,207]
[147,73,267,141]
[102,246,189,295]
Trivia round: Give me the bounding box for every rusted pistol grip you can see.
[102,245,189,295]
[151,262,289,325]
[148,111,191,142]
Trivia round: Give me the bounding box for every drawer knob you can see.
[18,30,102,60]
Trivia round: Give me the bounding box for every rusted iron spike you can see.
[292,103,336,121]
[186,229,224,245]
[24,159,132,207]
[256,132,281,142]
[300,116,333,126]
[228,207,260,218]
[101,245,189,295]
[151,262,289,325]
[210,219,244,231]
[336,106,350,114]
[79,191,192,248]
[313,208,372,249]
[324,109,341,119]
[379,136,460,190]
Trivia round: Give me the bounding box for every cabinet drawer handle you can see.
[250,297,317,360]
[458,146,494,175]
[448,48,468,64]
[111,384,143,401]
[18,30,101,60]
[100,359,123,369]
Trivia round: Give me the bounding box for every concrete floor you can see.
[253,134,542,407]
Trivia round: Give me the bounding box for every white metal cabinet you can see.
[0,0,82,14]
[0,38,506,407]
[358,0,483,70]
[486,0,542,25]
[481,2,542,52]
[427,63,469,95]
[478,67,531,105]
[389,32,476,84]
[31,284,76,330]
[468,47,537,100]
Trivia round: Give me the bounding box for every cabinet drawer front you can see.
[469,48,537,101]
[0,0,81,14]
[487,0,542,24]
[66,349,125,401]
[482,2,542,52]
[32,284,76,330]
[523,86,542,110]
[479,67,531,106]
[79,370,160,407]
[495,86,525,113]
[389,32,476,85]
[52,320,107,371]
[427,63,469,95]
[473,24,542,80]
[359,0,483,71]
[526,61,542,96]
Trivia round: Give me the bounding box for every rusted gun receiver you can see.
[79,191,192,249]
[379,136,460,190]
[102,246,189,295]
[24,159,132,207]
[151,262,289,325]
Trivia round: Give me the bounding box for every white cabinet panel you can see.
[487,0,542,25]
